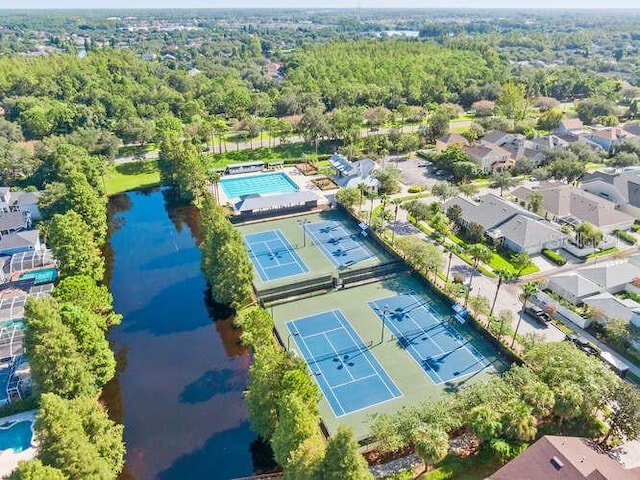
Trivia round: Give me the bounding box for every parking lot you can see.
[393,156,445,188]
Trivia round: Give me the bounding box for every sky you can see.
[4,0,640,9]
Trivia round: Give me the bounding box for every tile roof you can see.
[491,436,640,480]
[560,118,584,130]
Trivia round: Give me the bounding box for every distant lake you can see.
[102,188,260,480]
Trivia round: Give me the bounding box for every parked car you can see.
[435,169,446,176]
[564,334,600,356]
[523,304,551,325]
[417,160,431,167]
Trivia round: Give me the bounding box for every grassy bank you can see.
[104,160,161,195]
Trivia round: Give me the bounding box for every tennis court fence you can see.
[338,260,408,287]
[257,273,334,304]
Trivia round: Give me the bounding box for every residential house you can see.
[0,230,41,256]
[434,133,469,152]
[463,144,514,172]
[582,292,640,327]
[554,117,585,136]
[329,154,380,192]
[511,183,635,233]
[0,188,42,220]
[581,169,640,218]
[546,273,601,305]
[490,435,640,480]
[0,211,31,236]
[581,127,636,154]
[443,194,565,254]
[479,130,520,147]
[622,121,640,137]
[578,260,640,294]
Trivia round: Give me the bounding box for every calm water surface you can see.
[103,189,257,480]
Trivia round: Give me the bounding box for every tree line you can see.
[237,307,373,479]
[10,140,125,478]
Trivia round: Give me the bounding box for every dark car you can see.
[564,334,601,356]
[523,304,551,325]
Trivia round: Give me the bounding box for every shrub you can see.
[408,185,423,193]
[542,249,567,265]
[613,229,637,245]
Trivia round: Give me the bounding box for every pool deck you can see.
[0,410,37,478]
[216,167,326,205]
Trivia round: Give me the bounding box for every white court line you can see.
[247,240,270,281]
[323,331,355,382]
[331,373,379,389]
[274,229,308,273]
[333,310,401,398]
[300,326,345,339]
[290,320,345,416]
[370,299,445,385]
[404,294,489,381]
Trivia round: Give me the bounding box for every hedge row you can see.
[542,249,567,265]
[613,229,637,245]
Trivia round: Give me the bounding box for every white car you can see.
[417,161,431,167]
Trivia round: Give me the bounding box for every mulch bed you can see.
[312,177,339,190]
[296,162,319,175]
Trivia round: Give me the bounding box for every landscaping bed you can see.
[312,176,339,190]
[297,162,319,175]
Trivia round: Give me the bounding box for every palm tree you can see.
[412,425,449,473]
[358,182,367,212]
[511,252,533,277]
[491,171,518,197]
[391,198,403,245]
[465,243,493,307]
[511,281,539,348]
[490,268,515,317]
[207,170,221,204]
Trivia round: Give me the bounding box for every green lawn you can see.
[205,142,329,168]
[104,160,161,195]
[419,452,503,480]
[488,252,539,276]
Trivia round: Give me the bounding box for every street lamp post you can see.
[380,304,389,344]
[298,219,309,248]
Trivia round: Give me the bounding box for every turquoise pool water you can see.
[0,421,33,452]
[220,172,299,198]
[18,267,58,285]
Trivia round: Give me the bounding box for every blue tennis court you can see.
[244,230,308,282]
[287,310,402,417]
[368,293,490,384]
[305,220,374,268]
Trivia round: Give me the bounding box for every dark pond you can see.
[102,188,260,480]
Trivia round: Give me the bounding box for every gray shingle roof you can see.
[0,230,39,253]
[512,183,634,228]
[548,273,601,299]
[0,212,28,232]
[579,262,640,291]
[443,194,538,230]
[497,214,565,252]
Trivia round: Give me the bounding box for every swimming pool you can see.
[18,267,58,285]
[0,421,33,452]
[220,173,299,199]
